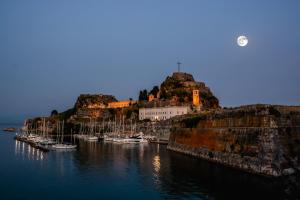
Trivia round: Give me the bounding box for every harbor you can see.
[1,1,299,199]
[13,71,300,178]
[1,124,298,200]
[13,117,168,153]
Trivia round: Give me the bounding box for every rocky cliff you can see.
[72,94,117,120]
[75,94,117,110]
[167,104,300,177]
[159,72,219,109]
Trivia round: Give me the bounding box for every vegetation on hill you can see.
[59,108,76,121]
[139,86,160,101]
[75,94,117,109]
[51,110,58,117]
[159,72,219,109]
[149,86,159,98]
[138,89,148,101]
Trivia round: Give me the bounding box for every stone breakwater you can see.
[167,105,300,177]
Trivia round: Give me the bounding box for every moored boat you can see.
[52,121,77,150]
[52,143,77,149]
[85,136,98,141]
[3,127,16,132]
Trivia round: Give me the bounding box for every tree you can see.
[142,89,148,100]
[150,86,159,98]
[139,91,143,101]
[59,108,75,120]
[178,96,184,103]
[108,108,116,116]
[129,97,133,105]
[138,89,148,101]
[51,110,58,117]
[159,88,167,99]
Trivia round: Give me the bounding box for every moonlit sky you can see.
[1,0,300,122]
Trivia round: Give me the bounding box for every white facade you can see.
[139,106,190,121]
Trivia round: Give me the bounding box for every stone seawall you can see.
[167,105,300,177]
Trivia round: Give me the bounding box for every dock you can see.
[14,135,50,152]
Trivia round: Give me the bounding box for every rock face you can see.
[167,104,300,177]
[74,94,117,119]
[171,72,194,82]
[159,72,219,109]
[75,94,117,109]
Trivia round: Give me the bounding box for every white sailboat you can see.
[38,118,56,145]
[104,117,117,142]
[112,116,148,144]
[52,121,77,150]
[84,120,98,141]
[113,132,148,144]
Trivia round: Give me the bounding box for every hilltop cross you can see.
[177,62,181,72]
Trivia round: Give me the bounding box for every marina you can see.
[1,1,299,199]
[13,117,155,153]
[1,123,297,200]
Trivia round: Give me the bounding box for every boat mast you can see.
[61,121,64,144]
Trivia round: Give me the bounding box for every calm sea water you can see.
[0,123,296,200]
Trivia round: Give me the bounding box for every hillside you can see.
[158,72,219,109]
[74,94,117,110]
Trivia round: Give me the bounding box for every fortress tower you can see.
[193,90,200,107]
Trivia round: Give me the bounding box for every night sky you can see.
[1,0,300,122]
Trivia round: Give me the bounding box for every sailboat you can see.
[84,120,98,141]
[104,117,117,141]
[112,116,148,144]
[38,118,56,145]
[113,132,148,144]
[52,121,77,150]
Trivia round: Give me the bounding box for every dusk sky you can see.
[1,0,300,122]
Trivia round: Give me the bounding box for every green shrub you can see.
[59,108,75,120]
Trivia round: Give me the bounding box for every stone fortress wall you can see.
[167,104,300,177]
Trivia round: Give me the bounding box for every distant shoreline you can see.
[2,127,17,132]
[0,122,22,126]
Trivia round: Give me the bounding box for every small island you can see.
[3,127,17,133]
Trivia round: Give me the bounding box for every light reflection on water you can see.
[153,155,161,173]
[2,133,297,199]
[14,140,45,161]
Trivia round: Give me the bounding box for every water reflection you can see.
[14,140,45,161]
[153,155,160,173]
[50,150,75,178]
[72,141,292,199]
[11,138,298,199]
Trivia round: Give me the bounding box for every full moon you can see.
[237,35,248,47]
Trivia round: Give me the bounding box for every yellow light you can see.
[153,155,161,173]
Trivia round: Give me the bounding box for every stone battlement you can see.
[168,104,300,177]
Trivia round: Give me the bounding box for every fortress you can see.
[168,105,300,177]
[24,69,300,177]
[108,100,136,109]
[70,71,218,121]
